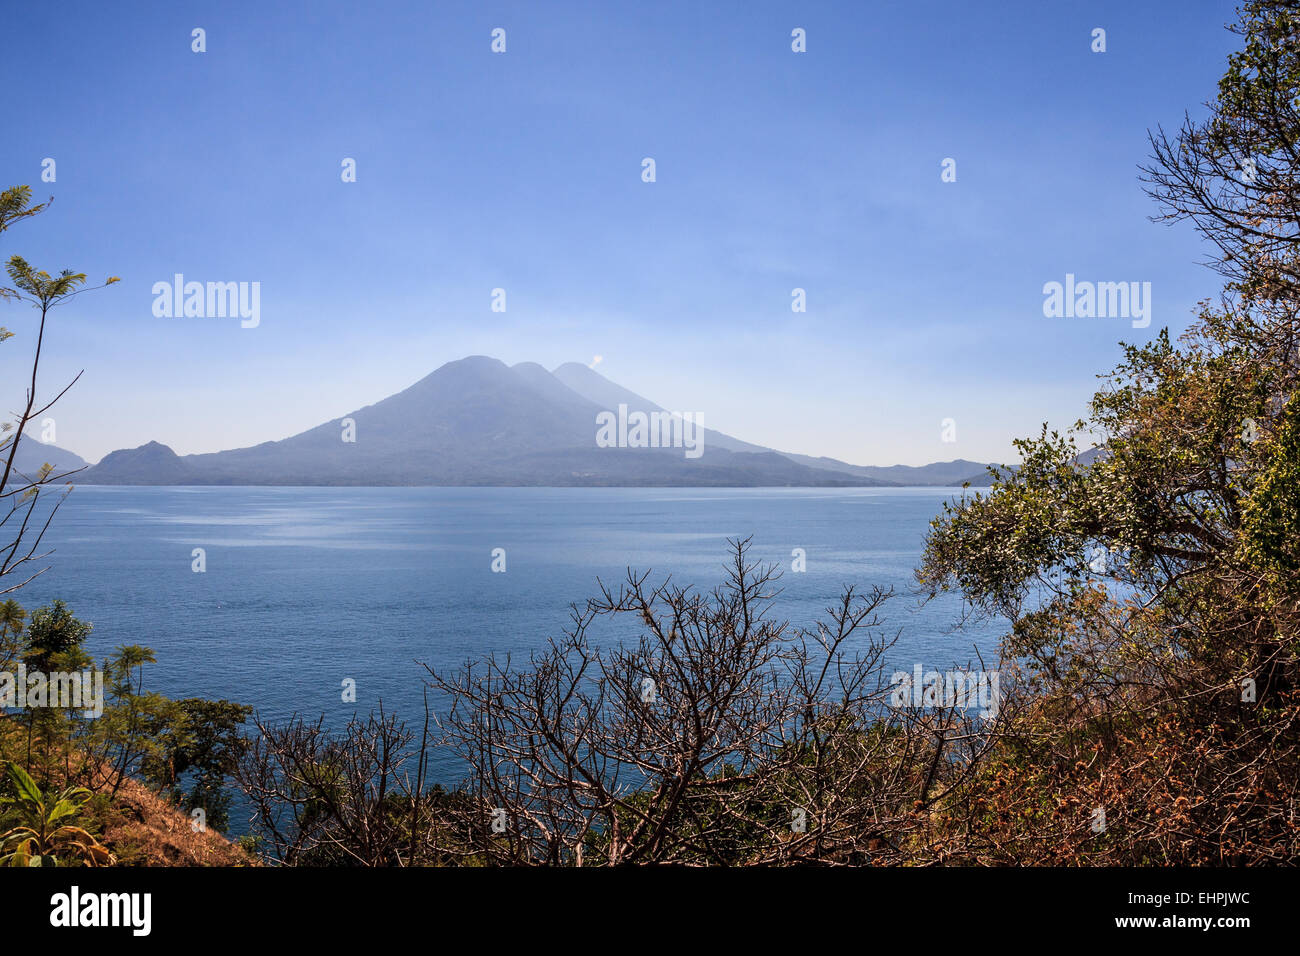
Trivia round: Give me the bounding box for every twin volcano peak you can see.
[76,356,997,488]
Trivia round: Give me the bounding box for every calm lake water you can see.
[17,486,1006,803]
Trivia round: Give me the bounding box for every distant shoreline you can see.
[69,482,991,490]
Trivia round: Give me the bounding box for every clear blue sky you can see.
[0,0,1238,465]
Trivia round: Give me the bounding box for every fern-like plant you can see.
[0,762,114,866]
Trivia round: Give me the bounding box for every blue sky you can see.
[1,0,1238,465]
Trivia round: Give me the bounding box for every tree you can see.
[235,705,446,866]
[0,189,252,849]
[238,540,996,867]
[21,599,93,674]
[0,184,118,597]
[0,598,24,671]
[917,0,1300,864]
[154,698,252,832]
[421,538,991,866]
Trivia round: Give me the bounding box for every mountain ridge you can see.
[76,357,1005,487]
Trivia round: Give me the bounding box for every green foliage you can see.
[1239,393,1300,590]
[138,697,251,832]
[0,598,24,671]
[0,599,251,845]
[22,599,92,672]
[916,0,1300,864]
[0,761,112,866]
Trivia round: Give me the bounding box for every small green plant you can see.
[0,761,114,866]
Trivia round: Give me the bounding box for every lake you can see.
[15,485,1005,794]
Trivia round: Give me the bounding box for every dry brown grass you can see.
[1,715,255,867]
[97,775,255,867]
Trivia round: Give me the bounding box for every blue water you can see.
[16,486,1006,801]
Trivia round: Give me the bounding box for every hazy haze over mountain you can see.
[78,357,1000,487]
[5,436,88,479]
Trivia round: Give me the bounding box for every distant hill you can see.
[961,467,997,487]
[551,364,1006,486]
[838,459,998,486]
[1075,446,1107,466]
[956,446,1105,488]
[90,441,193,483]
[4,435,88,479]
[80,357,1005,487]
